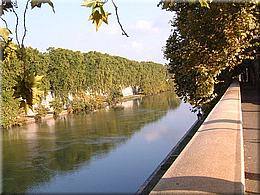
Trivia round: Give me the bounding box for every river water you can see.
[2,92,196,193]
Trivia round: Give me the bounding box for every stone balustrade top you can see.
[151,82,245,194]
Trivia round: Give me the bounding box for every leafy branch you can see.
[82,0,129,37]
[1,0,55,112]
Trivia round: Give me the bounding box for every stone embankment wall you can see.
[27,87,135,116]
[151,82,245,194]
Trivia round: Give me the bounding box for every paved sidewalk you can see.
[241,86,260,194]
[151,82,244,194]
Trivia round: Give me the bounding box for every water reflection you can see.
[2,92,184,193]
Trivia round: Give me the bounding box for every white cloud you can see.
[143,126,169,143]
[102,24,121,35]
[131,41,144,51]
[133,20,160,33]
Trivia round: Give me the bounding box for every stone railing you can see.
[150,82,245,194]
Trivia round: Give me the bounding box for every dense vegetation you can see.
[0,47,173,128]
[159,1,259,112]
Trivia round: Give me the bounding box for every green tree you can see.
[0,0,174,128]
[0,44,24,128]
[1,0,53,113]
[160,1,259,109]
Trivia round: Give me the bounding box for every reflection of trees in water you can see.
[140,91,180,111]
[3,92,180,193]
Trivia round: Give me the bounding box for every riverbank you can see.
[23,95,144,126]
[2,91,192,193]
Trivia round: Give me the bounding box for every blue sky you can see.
[3,0,174,64]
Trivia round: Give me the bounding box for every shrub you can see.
[34,104,48,122]
[50,98,63,118]
[0,90,25,128]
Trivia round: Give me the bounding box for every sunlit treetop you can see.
[157,0,260,10]
[160,0,259,108]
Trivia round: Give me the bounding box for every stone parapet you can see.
[151,82,245,194]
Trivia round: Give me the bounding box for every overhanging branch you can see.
[111,0,129,37]
[1,17,8,29]
[21,0,30,48]
[11,6,20,47]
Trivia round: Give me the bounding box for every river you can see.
[2,92,196,193]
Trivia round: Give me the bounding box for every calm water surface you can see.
[2,92,196,193]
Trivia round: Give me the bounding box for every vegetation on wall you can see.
[0,47,173,128]
[46,48,172,99]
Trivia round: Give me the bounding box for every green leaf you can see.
[34,75,44,84]
[102,12,111,24]
[83,0,110,31]
[31,0,55,13]
[99,4,106,15]
[92,10,103,31]
[199,0,210,8]
[81,0,98,8]
[0,0,14,14]
[0,28,11,42]
[89,8,110,31]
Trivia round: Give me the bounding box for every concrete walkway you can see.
[241,86,260,194]
[151,82,244,194]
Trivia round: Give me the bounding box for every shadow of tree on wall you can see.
[241,86,260,105]
[198,127,239,133]
[153,176,243,194]
[245,172,260,181]
[203,119,242,125]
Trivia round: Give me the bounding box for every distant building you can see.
[122,87,134,97]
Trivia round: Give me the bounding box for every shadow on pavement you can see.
[245,172,260,181]
[153,176,243,194]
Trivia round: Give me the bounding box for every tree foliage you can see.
[1,0,54,115]
[46,48,172,98]
[1,46,173,128]
[160,1,259,108]
[0,43,24,128]
[0,0,172,128]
